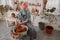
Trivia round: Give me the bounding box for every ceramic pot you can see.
[39,22,45,30]
[46,26,53,34]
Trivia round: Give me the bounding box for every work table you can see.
[31,13,60,31]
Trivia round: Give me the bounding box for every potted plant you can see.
[46,7,56,13]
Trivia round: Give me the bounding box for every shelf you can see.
[45,12,60,16]
[29,3,41,7]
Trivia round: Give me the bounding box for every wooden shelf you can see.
[45,12,60,16]
[29,3,41,7]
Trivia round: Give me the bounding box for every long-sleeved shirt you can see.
[17,9,31,21]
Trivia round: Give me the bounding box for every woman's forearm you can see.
[22,19,28,23]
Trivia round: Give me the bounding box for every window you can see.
[46,0,60,12]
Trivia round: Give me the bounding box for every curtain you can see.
[0,0,13,7]
[59,0,60,12]
[6,0,14,8]
[0,0,6,5]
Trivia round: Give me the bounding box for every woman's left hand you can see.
[17,20,23,25]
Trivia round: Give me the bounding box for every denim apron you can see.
[18,10,37,40]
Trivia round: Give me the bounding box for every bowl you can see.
[19,25,28,36]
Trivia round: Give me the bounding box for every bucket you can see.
[39,22,45,30]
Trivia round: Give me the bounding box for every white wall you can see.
[0,0,6,6]
[19,0,44,14]
[0,0,14,8]
[46,0,60,13]
[0,0,60,13]
[59,0,60,12]
[6,0,14,8]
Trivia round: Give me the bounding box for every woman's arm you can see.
[17,11,23,24]
[22,19,29,23]
[22,10,31,23]
[17,11,22,20]
[16,19,23,25]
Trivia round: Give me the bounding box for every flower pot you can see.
[46,26,53,34]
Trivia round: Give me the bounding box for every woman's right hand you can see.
[17,20,23,25]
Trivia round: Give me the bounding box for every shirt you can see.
[18,10,31,21]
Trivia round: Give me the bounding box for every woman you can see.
[17,2,37,40]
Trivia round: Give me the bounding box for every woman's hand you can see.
[17,21,23,25]
[16,19,22,25]
[22,19,28,24]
